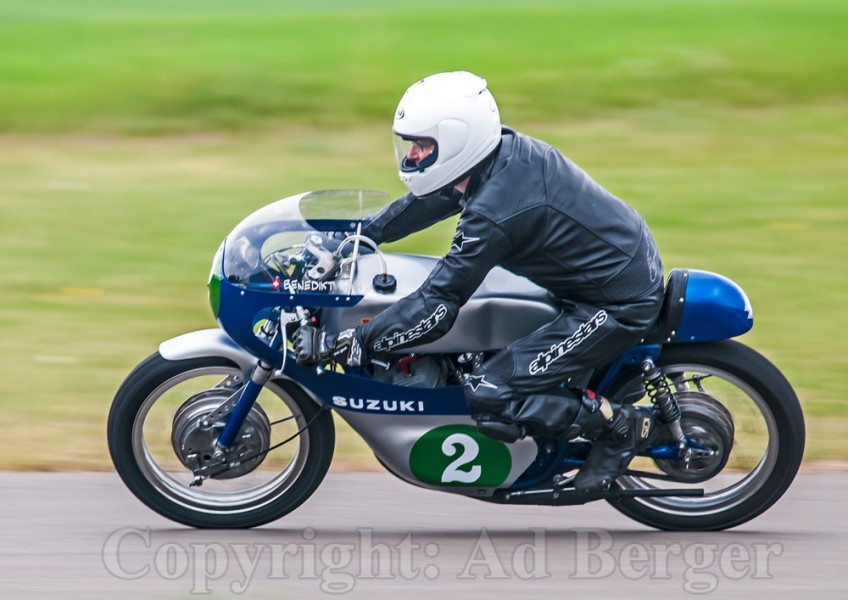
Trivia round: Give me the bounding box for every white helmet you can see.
[392,71,501,197]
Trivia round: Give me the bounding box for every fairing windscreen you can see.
[220,190,390,292]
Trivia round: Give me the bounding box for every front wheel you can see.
[107,353,334,528]
[607,340,805,531]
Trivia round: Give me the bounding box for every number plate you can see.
[408,425,512,487]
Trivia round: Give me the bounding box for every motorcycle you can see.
[107,189,805,530]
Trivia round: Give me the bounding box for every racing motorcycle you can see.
[107,190,805,530]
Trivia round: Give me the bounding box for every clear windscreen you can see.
[219,190,390,292]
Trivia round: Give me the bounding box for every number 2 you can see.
[441,433,482,483]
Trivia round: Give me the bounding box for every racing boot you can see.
[464,369,620,445]
[474,389,610,443]
[573,402,658,497]
[474,414,526,443]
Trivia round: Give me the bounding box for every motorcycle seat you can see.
[641,269,689,344]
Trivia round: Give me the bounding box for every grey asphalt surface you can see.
[1,471,846,599]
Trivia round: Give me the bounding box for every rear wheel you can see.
[606,340,804,531]
[107,353,334,528]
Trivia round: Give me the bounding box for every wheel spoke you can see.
[616,364,776,514]
[132,365,313,510]
[600,340,805,531]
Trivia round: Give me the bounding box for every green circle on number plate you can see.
[409,425,512,487]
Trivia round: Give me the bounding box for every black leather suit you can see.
[356,127,664,435]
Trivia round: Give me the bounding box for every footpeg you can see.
[499,484,704,506]
[613,487,704,499]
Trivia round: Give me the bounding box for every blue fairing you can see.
[286,363,470,416]
[677,270,753,342]
[216,274,363,367]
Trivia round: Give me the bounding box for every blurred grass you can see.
[0,0,846,469]
[1,0,846,133]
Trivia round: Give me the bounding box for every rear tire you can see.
[606,340,804,531]
[107,353,334,528]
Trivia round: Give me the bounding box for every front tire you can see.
[107,353,334,528]
[607,340,804,531]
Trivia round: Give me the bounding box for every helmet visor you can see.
[393,134,438,172]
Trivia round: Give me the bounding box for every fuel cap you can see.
[372,273,397,294]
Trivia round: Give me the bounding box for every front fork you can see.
[215,307,297,452]
[186,360,275,486]
[190,317,285,486]
[215,360,274,450]
[210,306,314,455]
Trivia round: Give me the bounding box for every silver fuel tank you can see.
[321,253,560,353]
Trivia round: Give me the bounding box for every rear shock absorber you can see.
[641,358,688,458]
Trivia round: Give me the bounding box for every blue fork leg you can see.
[216,361,273,450]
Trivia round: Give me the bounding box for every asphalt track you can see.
[1,472,846,599]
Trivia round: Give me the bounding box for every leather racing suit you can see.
[355,127,664,436]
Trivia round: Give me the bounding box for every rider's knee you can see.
[462,371,514,415]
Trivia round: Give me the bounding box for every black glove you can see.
[292,325,330,366]
[292,326,364,367]
[319,230,376,257]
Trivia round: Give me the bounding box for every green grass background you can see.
[0,0,846,469]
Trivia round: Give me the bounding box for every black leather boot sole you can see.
[574,405,658,497]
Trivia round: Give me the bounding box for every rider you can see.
[294,71,665,497]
